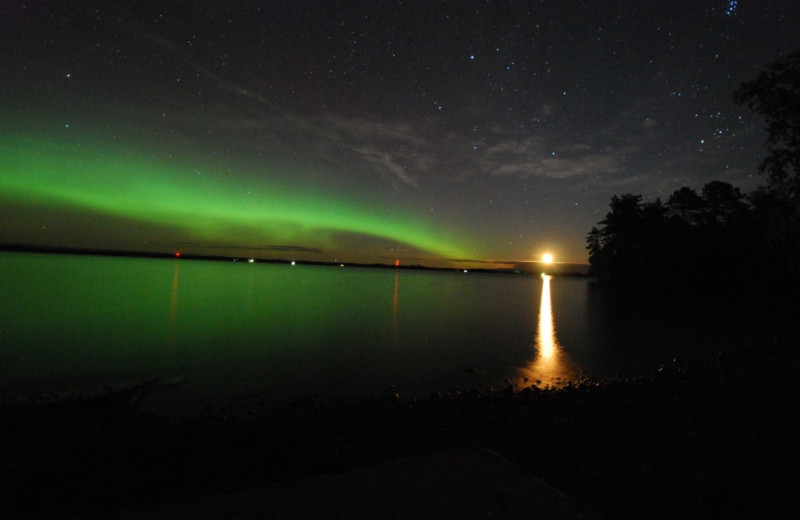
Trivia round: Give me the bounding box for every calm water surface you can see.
[0,253,724,413]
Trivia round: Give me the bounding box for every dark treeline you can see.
[586,51,800,306]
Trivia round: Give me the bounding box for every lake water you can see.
[0,252,728,414]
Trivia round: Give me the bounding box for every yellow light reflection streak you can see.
[520,274,578,387]
[538,274,556,359]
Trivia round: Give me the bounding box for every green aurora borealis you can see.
[0,134,473,263]
[3,2,796,267]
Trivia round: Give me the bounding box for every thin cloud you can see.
[480,137,620,180]
[352,145,418,188]
[323,115,477,187]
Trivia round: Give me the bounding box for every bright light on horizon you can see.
[542,253,554,264]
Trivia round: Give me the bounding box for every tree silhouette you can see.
[734,51,800,195]
[666,187,703,225]
[699,181,748,227]
[735,50,800,276]
[587,194,643,278]
[588,51,800,293]
[587,183,755,285]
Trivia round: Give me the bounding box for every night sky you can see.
[2,1,798,268]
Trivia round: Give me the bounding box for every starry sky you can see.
[1,0,798,268]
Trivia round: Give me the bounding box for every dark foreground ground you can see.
[2,323,799,519]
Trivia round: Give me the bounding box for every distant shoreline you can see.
[0,242,590,277]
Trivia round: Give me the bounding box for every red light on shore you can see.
[175,252,181,257]
[395,259,400,267]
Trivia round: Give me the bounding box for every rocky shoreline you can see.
[2,326,798,519]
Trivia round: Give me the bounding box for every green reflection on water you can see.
[0,253,421,399]
[0,252,552,407]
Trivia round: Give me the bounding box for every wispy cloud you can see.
[351,144,419,188]
[322,115,475,188]
[480,135,621,180]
